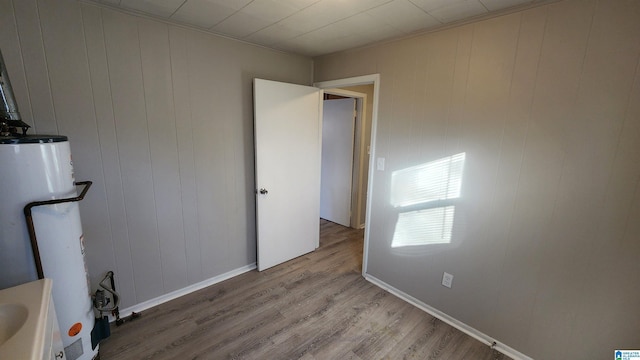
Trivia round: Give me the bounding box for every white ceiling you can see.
[87,0,542,57]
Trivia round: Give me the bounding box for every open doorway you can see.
[315,75,380,276]
[320,87,371,229]
[252,76,379,273]
[320,95,356,228]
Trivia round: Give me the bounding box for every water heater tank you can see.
[0,135,98,360]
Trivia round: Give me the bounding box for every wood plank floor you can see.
[100,220,509,360]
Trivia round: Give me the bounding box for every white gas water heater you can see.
[0,49,110,360]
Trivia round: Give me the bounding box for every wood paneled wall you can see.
[0,0,312,308]
[315,0,640,358]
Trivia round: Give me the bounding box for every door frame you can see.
[314,74,380,276]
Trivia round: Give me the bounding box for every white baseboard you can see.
[364,274,533,360]
[109,263,256,322]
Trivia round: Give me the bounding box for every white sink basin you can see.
[0,279,52,360]
[0,303,29,346]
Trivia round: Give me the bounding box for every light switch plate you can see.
[377,157,385,171]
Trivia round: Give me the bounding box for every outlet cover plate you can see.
[442,272,453,288]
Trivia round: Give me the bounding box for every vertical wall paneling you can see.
[80,3,136,303]
[210,41,247,270]
[442,13,521,329]
[187,33,231,278]
[138,18,188,294]
[0,0,35,132]
[12,0,57,134]
[524,1,597,357]
[314,0,640,358]
[563,0,640,355]
[419,31,458,161]
[102,9,164,302]
[3,0,312,310]
[226,45,255,269]
[488,6,547,348]
[364,42,399,284]
[421,26,474,309]
[168,27,203,284]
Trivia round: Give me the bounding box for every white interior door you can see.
[320,98,356,227]
[254,78,322,271]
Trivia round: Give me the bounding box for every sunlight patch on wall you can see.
[391,152,465,207]
[391,153,465,248]
[392,206,456,247]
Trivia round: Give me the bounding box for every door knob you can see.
[259,188,268,194]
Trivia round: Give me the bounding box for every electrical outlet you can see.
[442,272,453,288]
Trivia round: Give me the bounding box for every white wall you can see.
[315,0,640,358]
[0,0,312,308]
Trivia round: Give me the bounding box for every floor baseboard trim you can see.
[111,263,257,322]
[364,274,533,360]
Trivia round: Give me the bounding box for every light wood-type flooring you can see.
[100,219,509,360]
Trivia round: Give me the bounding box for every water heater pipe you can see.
[23,181,92,279]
